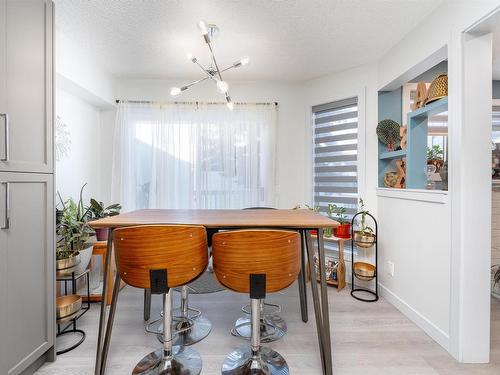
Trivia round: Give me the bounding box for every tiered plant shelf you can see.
[311,234,349,291]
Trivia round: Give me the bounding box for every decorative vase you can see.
[334,223,351,239]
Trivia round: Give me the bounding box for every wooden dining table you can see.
[89,208,338,375]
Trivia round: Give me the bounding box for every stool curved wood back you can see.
[113,225,208,289]
[212,229,301,294]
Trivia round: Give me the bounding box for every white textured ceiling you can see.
[55,0,444,81]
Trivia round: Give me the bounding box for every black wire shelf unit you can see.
[350,211,378,302]
[55,267,91,354]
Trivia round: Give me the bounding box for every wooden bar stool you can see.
[232,208,288,343]
[212,229,301,375]
[143,229,218,345]
[113,225,208,375]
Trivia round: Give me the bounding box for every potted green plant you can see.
[88,199,121,241]
[427,144,444,172]
[56,184,94,271]
[328,204,351,239]
[353,198,376,248]
[294,204,320,235]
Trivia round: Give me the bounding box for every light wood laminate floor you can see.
[37,282,500,375]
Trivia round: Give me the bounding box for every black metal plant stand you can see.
[56,268,91,354]
[350,211,378,302]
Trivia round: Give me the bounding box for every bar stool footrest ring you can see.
[155,315,212,346]
[231,315,286,343]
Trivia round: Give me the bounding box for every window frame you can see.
[310,93,365,261]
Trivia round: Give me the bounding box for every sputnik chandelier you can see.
[170,21,249,110]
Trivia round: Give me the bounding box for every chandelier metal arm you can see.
[182,75,213,90]
[192,59,218,82]
[194,59,238,80]
[206,42,224,82]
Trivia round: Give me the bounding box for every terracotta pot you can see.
[334,223,351,239]
[95,227,108,241]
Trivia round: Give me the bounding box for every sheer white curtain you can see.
[112,102,277,211]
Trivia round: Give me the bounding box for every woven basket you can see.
[425,73,448,105]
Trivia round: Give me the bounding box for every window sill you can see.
[376,187,448,204]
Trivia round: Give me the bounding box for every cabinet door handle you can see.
[1,182,9,230]
[0,113,8,161]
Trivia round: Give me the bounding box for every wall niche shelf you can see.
[378,93,448,190]
[379,149,407,160]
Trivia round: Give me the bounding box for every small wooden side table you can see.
[313,235,349,292]
[85,241,125,305]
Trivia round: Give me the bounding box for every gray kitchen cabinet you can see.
[0,0,55,374]
[0,172,55,375]
[0,0,54,174]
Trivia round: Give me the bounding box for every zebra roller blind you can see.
[313,97,358,220]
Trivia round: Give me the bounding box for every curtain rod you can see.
[115,99,278,106]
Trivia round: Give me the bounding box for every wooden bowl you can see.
[353,262,376,281]
[56,295,82,320]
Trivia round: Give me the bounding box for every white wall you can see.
[297,0,500,363]
[55,33,115,107]
[55,27,117,204]
[99,79,306,208]
[374,0,500,363]
[55,87,102,202]
[302,64,379,212]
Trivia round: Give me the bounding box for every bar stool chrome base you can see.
[232,314,286,343]
[133,346,202,375]
[233,301,286,342]
[156,314,212,346]
[221,346,289,375]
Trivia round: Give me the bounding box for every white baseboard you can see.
[379,283,451,352]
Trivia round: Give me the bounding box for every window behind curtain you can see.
[112,102,277,211]
[312,97,359,221]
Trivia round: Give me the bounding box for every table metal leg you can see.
[298,230,308,323]
[317,228,333,375]
[100,270,121,374]
[94,228,114,375]
[305,230,326,374]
